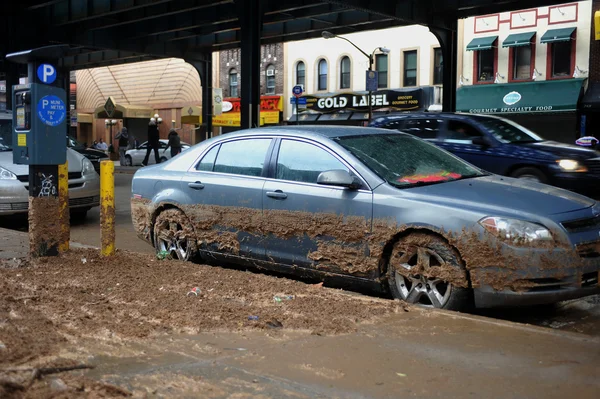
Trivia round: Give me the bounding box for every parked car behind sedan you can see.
[0,111,100,220]
[67,135,109,174]
[131,126,600,309]
[369,113,600,197]
[124,139,191,166]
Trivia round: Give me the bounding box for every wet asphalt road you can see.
[0,173,598,337]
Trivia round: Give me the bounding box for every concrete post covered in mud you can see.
[58,161,69,252]
[100,160,115,256]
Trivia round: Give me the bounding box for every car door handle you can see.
[188,181,205,190]
[266,190,287,200]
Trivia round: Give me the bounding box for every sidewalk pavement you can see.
[0,227,96,259]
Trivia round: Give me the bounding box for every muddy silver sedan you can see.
[131,126,600,309]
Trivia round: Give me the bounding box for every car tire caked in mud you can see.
[153,208,198,262]
[387,233,472,311]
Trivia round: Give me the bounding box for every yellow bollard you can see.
[100,160,115,256]
[58,161,70,252]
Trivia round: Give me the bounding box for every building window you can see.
[403,50,417,87]
[318,59,328,91]
[229,69,238,97]
[340,56,351,89]
[513,45,532,81]
[433,48,443,85]
[266,64,275,94]
[551,41,572,78]
[296,61,305,87]
[476,50,495,82]
[375,54,388,88]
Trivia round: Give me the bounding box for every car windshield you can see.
[0,118,12,151]
[474,117,542,143]
[335,133,485,188]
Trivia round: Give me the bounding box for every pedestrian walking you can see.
[163,128,182,158]
[115,127,130,166]
[142,119,160,166]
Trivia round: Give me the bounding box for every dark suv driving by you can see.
[370,113,600,197]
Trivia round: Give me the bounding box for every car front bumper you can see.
[471,257,600,308]
[0,175,100,216]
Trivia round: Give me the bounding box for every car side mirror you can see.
[317,170,362,189]
[472,136,491,147]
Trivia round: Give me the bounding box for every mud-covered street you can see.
[1,248,599,398]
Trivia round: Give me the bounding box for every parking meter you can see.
[12,82,67,165]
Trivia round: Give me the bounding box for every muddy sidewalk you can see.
[1,248,599,398]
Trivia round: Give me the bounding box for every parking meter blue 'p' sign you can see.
[37,95,67,127]
[37,63,57,85]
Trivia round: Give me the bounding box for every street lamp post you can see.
[104,119,117,153]
[322,31,389,124]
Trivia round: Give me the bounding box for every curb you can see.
[114,167,139,175]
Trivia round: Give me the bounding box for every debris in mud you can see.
[266,319,284,329]
[187,287,201,296]
[248,315,260,321]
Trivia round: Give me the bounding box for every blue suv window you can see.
[445,120,483,141]
[403,119,441,139]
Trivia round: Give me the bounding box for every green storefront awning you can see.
[456,79,585,114]
[540,27,576,43]
[502,32,535,47]
[466,36,498,51]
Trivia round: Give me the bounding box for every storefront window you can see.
[433,48,443,85]
[318,59,328,91]
[552,41,571,77]
[266,64,275,95]
[376,54,388,88]
[513,45,532,80]
[403,51,417,87]
[229,69,238,97]
[340,56,351,89]
[296,61,305,87]
[477,50,494,82]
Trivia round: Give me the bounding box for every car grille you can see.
[584,159,600,175]
[576,241,600,259]
[0,202,28,211]
[561,214,600,233]
[16,172,83,183]
[69,196,99,207]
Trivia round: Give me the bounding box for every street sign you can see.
[37,95,66,127]
[290,97,307,105]
[104,96,116,118]
[292,85,304,98]
[366,70,378,92]
[37,63,57,85]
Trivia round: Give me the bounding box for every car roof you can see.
[227,125,409,139]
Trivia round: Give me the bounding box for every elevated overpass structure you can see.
[2,0,580,131]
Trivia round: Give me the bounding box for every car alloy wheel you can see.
[153,209,196,261]
[387,233,470,310]
[393,247,452,308]
[124,155,133,166]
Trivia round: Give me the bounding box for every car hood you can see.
[517,140,600,160]
[404,174,595,217]
[75,148,109,159]
[0,149,85,175]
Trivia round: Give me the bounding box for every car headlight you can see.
[479,217,553,246]
[81,158,96,176]
[0,166,17,180]
[557,159,588,172]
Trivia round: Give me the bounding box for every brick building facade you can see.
[219,43,284,98]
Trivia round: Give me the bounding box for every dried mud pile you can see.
[0,249,406,398]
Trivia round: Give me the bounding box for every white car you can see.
[124,139,191,166]
[0,111,100,220]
